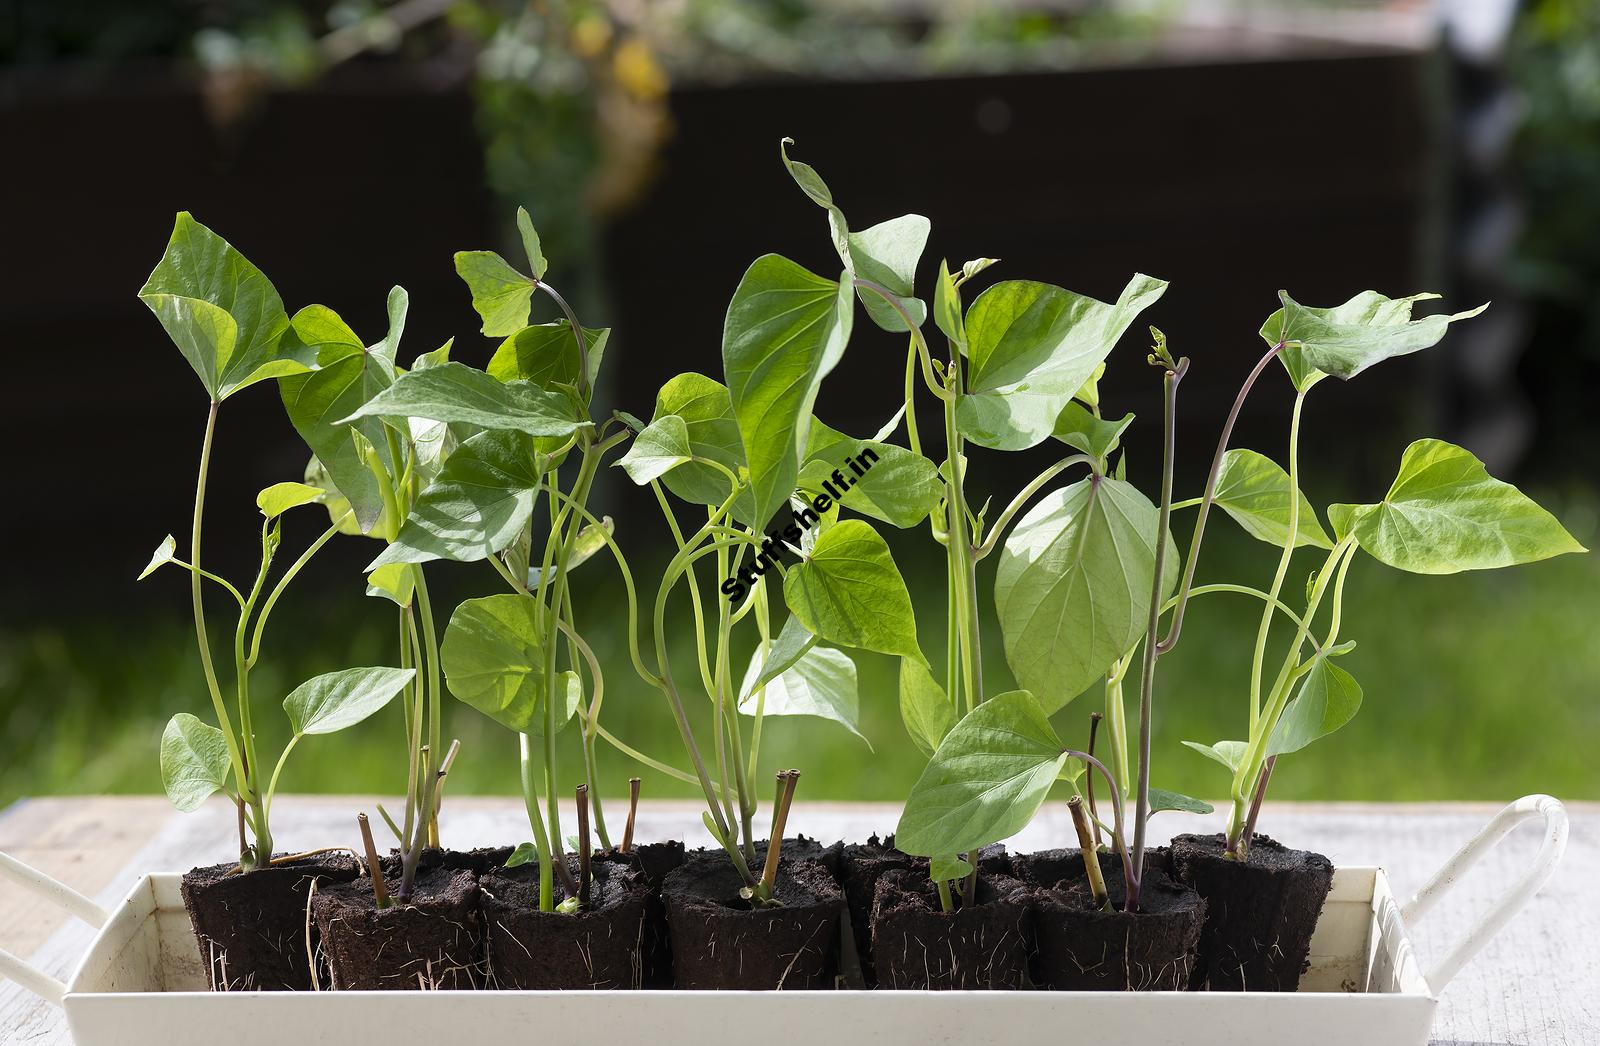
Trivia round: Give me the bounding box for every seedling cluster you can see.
[138,139,1585,994]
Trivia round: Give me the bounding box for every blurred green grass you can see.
[2,511,1597,822]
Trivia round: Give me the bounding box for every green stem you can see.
[189,402,249,826]
[652,480,716,697]
[974,454,1097,559]
[1130,358,1187,912]
[1248,391,1308,733]
[246,514,352,668]
[413,566,443,848]
[519,732,557,912]
[1158,343,1282,655]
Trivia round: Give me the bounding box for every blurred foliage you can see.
[1509,0,1600,365]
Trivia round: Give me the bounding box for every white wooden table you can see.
[0,796,1593,1045]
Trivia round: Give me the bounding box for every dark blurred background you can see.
[2,0,1596,813]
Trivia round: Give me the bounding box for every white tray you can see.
[0,795,1567,1046]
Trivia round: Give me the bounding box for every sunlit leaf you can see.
[783,520,919,658]
[160,713,233,811]
[1212,449,1333,550]
[284,666,415,736]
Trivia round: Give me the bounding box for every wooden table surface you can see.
[0,795,1594,1045]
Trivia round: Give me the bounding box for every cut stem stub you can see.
[1068,796,1109,911]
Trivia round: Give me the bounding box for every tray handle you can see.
[1399,793,1567,993]
[0,848,111,1005]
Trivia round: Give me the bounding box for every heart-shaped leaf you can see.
[279,304,398,533]
[284,666,415,737]
[745,615,818,695]
[649,372,754,521]
[1052,403,1133,461]
[487,321,609,393]
[160,713,233,812]
[343,361,581,438]
[455,250,535,337]
[1269,657,1364,756]
[797,418,941,528]
[895,690,1065,857]
[1330,439,1585,574]
[995,476,1176,712]
[1261,290,1486,386]
[956,274,1167,451]
[1212,449,1333,550]
[256,482,326,520]
[724,254,854,528]
[139,212,297,399]
[779,138,928,332]
[783,520,919,658]
[1181,739,1249,773]
[370,429,549,568]
[617,415,694,485]
[738,643,868,747]
[441,594,577,734]
[365,563,416,607]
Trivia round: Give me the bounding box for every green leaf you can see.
[930,854,972,882]
[616,414,694,485]
[783,519,919,658]
[848,214,931,332]
[1148,789,1214,815]
[487,322,609,393]
[139,535,177,580]
[895,690,1065,857]
[365,563,415,607]
[1181,739,1249,773]
[279,305,397,533]
[302,455,367,538]
[1052,403,1133,461]
[649,373,754,522]
[1269,657,1363,756]
[956,274,1167,451]
[899,655,955,758]
[256,481,326,520]
[1073,362,1106,409]
[738,643,868,747]
[160,713,233,811]
[517,207,549,280]
[370,429,548,568]
[455,251,535,337]
[284,666,415,737]
[1212,449,1333,550]
[343,361,581,437]
[797,419,941,528]
[441,594,577,734]
[778,137,928,332]
[933,260,964,346]
[504,842,539,868]
[723,254,854,527]
[995,477,1176,713]
[745,615,818,695]
[375,286,409,363]
[138,212,295,399]
[1332,439,1585,574]
[1262,290,1487,385]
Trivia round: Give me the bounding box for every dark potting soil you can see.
[1169,833,1335,991]
[480,857,650,989]
[1023,849,1205,991]
[312,865,482,990]
[180,853,359,991]
[597,840,685,987]
[661,851,844,989]
[870,868,1033,990]
[838,835,917,987]
[380,846,514,877]
[752,835,845,877]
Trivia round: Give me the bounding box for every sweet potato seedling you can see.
[139,214,418,872]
